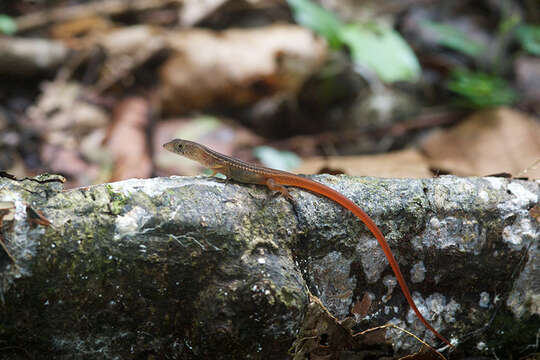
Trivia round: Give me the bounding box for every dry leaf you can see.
[50,15,113,47]
[106,97,152,181]
[94,25,166,91]
[351,292,372,319]
[159,24,327,114]
[294,149,433,178]
[29,81,109,187]
[179,0,228,26]
[0,202,15,223]
[0,37,68,75]
[421,107,540,178]
[530,205,540,224]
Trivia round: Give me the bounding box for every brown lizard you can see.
[164,138,453,347]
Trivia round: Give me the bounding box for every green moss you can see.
[104,184,129,215]
[278,286,305,309]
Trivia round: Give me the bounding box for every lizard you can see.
[163,138,453,348]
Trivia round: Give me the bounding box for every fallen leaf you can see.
[0,201,15,223]
[28,81,108,132]
[294,149,433,178]
[87,25,166,92]
[50,15,113,48]
[159,24,327,114]
[0,37,69,75]
[421,107,540,178]
[106,97,152,181]
[179,0,228,26]
[28,81,110,187]
[351,292,372,319]
[530,205,540,224]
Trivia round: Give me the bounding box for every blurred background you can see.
[0,0,539,188]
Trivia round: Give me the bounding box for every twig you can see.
[269,109,464,156]
[15,0,184,32]
[354,323,448,360]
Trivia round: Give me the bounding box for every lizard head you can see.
[164,138,195,155]
[163,138,208,163]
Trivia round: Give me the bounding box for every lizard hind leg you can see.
[265,178,293,200]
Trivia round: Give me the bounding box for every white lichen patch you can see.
[507,182,538,208]
[415,215,486,254]
[388,290,454,350]
[502,217,537,251]
[410,261,426,283]
[114,206,152,240]
[443,299,460,323]
[431,176,478,211]
[478,190,489,203]
[484,177,505,190]
[476,341,488,351]
[110,176,222,198]
[478,291,490,308]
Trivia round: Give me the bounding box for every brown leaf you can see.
[106,97,152,181]
[530,205,540,224]
[94,25,166,91]
[159,25,327,114]
[294,149,433,178]
[421,107,540,178]
[351,292,372,319]
[0,201,15,223]
[179,0,228,26]
[50,15,113,47]
[0,37,68,75]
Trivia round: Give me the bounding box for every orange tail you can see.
[276,175,452,347]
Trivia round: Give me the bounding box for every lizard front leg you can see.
[265,178,293,200]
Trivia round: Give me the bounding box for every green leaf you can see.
[253,146,301,172]
[0,14,17,35]
[339,23,421,83]
[515,25,540,56]
[447,70,517,108]
[421,20,486,58]
[287,0,343,48]
[498,14,520,35]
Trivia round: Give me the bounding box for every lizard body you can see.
[164,138,452,347]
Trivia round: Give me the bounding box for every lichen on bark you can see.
[0,174,538,359]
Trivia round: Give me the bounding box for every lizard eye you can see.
[176,143,184,151]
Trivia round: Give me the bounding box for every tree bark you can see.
[0,174,538,359]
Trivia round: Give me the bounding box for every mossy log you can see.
[0,174,538,359]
